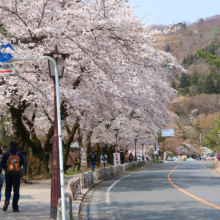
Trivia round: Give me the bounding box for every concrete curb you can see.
[76,162,155,220]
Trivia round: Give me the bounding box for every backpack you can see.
[6,151,22,176]
[101,155,107,161]
[91,153,95,161]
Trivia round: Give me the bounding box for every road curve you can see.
[80,161,220,220]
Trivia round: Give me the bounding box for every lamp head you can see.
[44,47,69,78]
[113,128,119,136]
[134,138,137,145]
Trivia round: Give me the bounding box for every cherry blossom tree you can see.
[0,0,185,171]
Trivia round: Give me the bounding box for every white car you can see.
[173,156,179,161]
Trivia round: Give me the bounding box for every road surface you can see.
[80,161,220,220]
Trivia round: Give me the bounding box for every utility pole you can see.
[200,133,202,146]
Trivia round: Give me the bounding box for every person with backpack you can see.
[0,141,25,212]
[90,149,97,171]
[0,148,4,204]
[100,152,107,168]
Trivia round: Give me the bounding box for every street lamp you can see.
[141,143,144,160]
[113,128,119,153]
[45,48,69,220]
[134,138,137,161]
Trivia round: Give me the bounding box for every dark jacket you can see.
[90,153,97,162]
[0,148,25,172]
[120,154,125,164]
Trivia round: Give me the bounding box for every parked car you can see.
[167,156,173,161]
[173,156,179,161]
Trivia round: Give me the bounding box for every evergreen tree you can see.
[215,76,220,94]
[203,74,216,94]
[179,73,190,89]
[171,82,177,90]
[196,76,205,94]
[190,72,199,85]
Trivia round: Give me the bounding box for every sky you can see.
[128,0,220,25]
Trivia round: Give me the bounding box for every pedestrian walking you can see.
[100,152,108,168]
[0,141,25,212]
[0,148,4,204]
[90,149,97,171]
[129,153,133,163]
[120,152,125,164]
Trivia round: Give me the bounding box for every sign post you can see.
[81,147,87,188]
[113,153,121,166]
[161,129,174,161]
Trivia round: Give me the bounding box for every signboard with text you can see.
[0,62,17,76]
[81,147,87,167]
[113,153,121,167]
[162,129,175,137]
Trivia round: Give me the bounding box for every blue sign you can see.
[0,42,13,63]
[162,129,175,137]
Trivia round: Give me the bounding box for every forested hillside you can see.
[157,14,220,74]
[156,15,220,155]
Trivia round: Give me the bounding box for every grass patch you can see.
[65,163,115,176]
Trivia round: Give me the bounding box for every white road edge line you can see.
[106,175,130,204]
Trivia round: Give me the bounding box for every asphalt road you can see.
[80,161,220,220]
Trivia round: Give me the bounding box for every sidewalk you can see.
[0,163,152,220]
[0,175,80,220]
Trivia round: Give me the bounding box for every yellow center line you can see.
[167,162,220,210]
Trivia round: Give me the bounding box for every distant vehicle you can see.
[186,157,195,161]
[206,155,214,160]
[167,156,173,161]
[173,156,179,161]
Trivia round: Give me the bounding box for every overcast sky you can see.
[128,0,220,25]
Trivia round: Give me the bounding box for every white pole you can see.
[44,56,66,220]
[200,133,202,146]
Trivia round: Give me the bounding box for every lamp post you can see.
[45,48,69,220]
[141,144,144,160]
[113,128,119,153]
[134,138,137,161]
